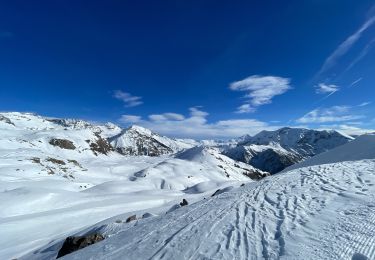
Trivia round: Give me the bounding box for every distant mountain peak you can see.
[225,127,353,174]
[109,125,194,156]
[126,125,153,135]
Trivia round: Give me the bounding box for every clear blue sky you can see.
[0,1,374,138]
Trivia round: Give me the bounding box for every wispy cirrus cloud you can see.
[316,15,375,77]
[113,90,143,107]
[349,77,363,87]
[119,107,279,139]
[230,75,291,113]
[358,101,371,107]
[315,83,339,94]
[345,39,375,73]
[296,105,364,124]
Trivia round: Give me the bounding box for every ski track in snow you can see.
[52,159,375,260]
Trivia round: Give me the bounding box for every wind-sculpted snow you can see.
[39,159,375,260]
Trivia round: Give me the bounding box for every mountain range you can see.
[0,111,370,260]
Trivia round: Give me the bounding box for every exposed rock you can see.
[67,159,82,168]
[108,125,186,156]
[125,215,137,223]
[30,157,41,164]
[47,118,97,130]
[46,157,66,165]
[56,233,104,258]
[89,133,114,155]
[49,138,76,150]
[247,148,300,174]
[179,199,188,206]
[224,127,353,174]
[0,115,15,126]
[211,189,221,197]
[211,186,234,197]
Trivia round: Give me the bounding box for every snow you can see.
[0,112,254,259]
[284,133,375,171]
[2,112,375,260]
[109,125,195,156]
[224,127,353,174]
[26,159,375,260]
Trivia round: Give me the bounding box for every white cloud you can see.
[315,83,339,94]
[189,107,209,117]
[358,101,371,107]
[149,113,185,121]
[119,115,142,123]
[317,15,375,76]
[235,104,256,114]
[113,90,143,107]
[119,107,279,139]
[230,75,291,113]
[318,124,375,136]
[297,106,364,124]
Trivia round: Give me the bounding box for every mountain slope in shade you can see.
[26,158,375,259]
[284,133,375,171]
[109,125,194,156]
[224,127,353,174]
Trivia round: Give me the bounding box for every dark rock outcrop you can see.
[49,138,76,150]
[211,189,221,197]
[126,215,137,223]
[46,157,66,165]
[89,133,114,155]
[179,199,188,206]
[56,233,104,258]
[0,115,15,126]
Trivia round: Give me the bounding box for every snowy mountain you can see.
[24,133,375,260]
[129,146,267,190]
[0,112,262,259]
[284,133,375,171]
[2,112,371,260]
[224,127,353,174]
[109,125,194,156]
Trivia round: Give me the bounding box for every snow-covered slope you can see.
[224,127,353,173]
[109,125,194,156]
[284,133,375,171]
[128,146,267,191]
[26,158,375,260]
[0,112,261,259]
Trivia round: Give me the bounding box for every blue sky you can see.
[0,1,374,138]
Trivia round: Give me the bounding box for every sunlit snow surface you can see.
[0,112,255,259]
[23,134,375,260]
[28,159,375,260]
[2,112,375,260]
